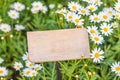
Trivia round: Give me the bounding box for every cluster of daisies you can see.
[0,57,8,77]
[56,0,120,77]
[31,1,48,14]
[13,52,42,77]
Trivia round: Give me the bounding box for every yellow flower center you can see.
[81,9,86,13]
[115,14,119,18]
[94,37,99,41]
[60,11,64,15]
[108,11,112,14]
[12,14,15,17]
[95,1,99,5]
[72,6,77,10]
[90,30,95,34]
[93,17,99,21]
[16,65,20,68]
[18,6,21,9]
[94,52,100,58]
[26,71,30,75]
[68,15,72,19]
[3,27,7,30]
[35,5,39,8]
[41,8,44,12]
[103,27,108,32]
[115,66,120,71]
[89,7,94,11]
[103,15,108,19]
[32,72,35,75]
[118,7,120,11]
[0,70,3,74]
[29,64,33,67]
[75,19,80,23]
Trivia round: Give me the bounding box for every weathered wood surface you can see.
[27,28,90,63]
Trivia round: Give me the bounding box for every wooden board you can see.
[27,28,90,63]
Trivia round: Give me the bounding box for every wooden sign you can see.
[27,28,90,63]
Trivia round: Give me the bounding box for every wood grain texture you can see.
[27,28,90,63]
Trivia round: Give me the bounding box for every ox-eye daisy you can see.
[26,60,34,68]
[68,1,80,12]
[13,2,25,11]
[0,23,11,32]
[114,2,120,12]
[91,47,104,63]
[99,12,112,22]
[31,70,37,77]
[22,52,28,60]
[32,1,43,10]
[87,4,98,12]
[15,25,25,31]
[114,11,120,20]
[92,0,103,6]
[64,12,75,22]
[8,10,19,19]
[103,7,115,15]
[0,58,4,64]
[78,7,90,16]
[14,62,23,71]
[111,22,118,28]
[34,64,42,71]
[31,7,39,14]
[40,6,48,13]
[56,8,67,15]
[111,62,120,73]
[89,13,100,22]
[91,34,104,44]
[87,26,98,35]
[23,68,32,77]
[100,23,113,36]
[73,15,84,26]
[0,67,8,76]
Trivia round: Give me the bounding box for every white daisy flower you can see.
[114,2,120,12]
[103,7,115,15]
[15,25,25,31]
[31,1,43,10]
[72,15,84,26]
[13,2,25,11]
[87,26,98,35]
[87,4,98,12]
[49,4,55,9]
[22,52,28,60]
[8,10,19,19]
[91,34,104,44]
[64,12,75,22]
[26,60,34,68]
[83,0,92,4]
[114,11,120,19]
[41,6,48,13]
[92,0,103,6]
[0,67,8,76]
[111,22,118,28]
[0,23,11,32]
[99,12,113,22]
[56,8,67,15]
[89,13,100,22]
[23,68,32,77]
[78,7,90,16]
[31,7,39,14]
[68,1,80,12]
[34,64,42,71]
[111,62,120,73]
[0,58,4,64]
[91,47,104,63]
[100,23,113,36]
[31,70,37,77]
[14,62,23,71]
